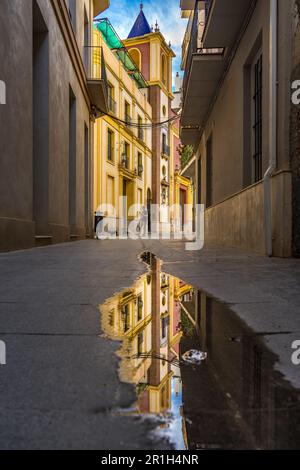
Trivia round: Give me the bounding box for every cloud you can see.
[100,0,188,82]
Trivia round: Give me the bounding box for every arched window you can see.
[161,54,167,86]
[129,48,142,71]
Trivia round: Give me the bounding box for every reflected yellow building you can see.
[101,253,193,417]
[93,21,152,226]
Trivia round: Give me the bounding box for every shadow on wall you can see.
[291,1,300,256]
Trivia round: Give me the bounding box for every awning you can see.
[95,19,148,89]
[203,0,254,48]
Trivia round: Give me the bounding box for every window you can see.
[129,48,141,71]
[162,133,169,156]
[243,36,262,188]
[125,101,131,127]
[108,84,116,114]
[161,187,167,205]
[107,128,114,161]
[252,53,263,182]
[121,142,130,169]
[123,304,130,332]
[138,152,143,177]
[138,115,144,141]
[161,317,169,341]
[137,295,143,321]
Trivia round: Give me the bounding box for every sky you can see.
[98,0,188,86]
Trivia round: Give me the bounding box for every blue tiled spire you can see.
[128,3,151,38]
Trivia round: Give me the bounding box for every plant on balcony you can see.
[178,144,194,169]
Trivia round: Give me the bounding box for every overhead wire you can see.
[95,106,181,129]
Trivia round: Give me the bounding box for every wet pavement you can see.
[101,252,300,450]
[0,239,300,449]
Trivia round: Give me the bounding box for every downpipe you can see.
[264,0,278,257]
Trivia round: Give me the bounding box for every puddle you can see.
[100,252,300,450]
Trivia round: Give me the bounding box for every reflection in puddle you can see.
[100,253,300,450]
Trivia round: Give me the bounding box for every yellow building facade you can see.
[93,7,194,238]
[93,25,152,228]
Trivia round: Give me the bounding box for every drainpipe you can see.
[264,0,278,257]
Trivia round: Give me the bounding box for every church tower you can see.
[123,4,175,227]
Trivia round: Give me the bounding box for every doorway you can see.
[180,189,186,232]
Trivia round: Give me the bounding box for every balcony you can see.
[180,1,224,146]
[202,0,254,49]
[181,0,256,145]
[120,153,129,170]
[86,46,109,118]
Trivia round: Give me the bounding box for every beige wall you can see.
[193,0,294,256]
[0,0,106,251]
[204,171,292,256]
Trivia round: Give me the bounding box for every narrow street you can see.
[1,0,300,454]
[0,240,300,449]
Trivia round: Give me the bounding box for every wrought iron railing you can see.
[120,153,129,169]
[84,45,108,114]
[182,1,200,103]
[162,143,170,157]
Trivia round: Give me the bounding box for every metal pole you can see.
[263,0,278,257]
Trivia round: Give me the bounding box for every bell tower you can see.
[123,4,175,226]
